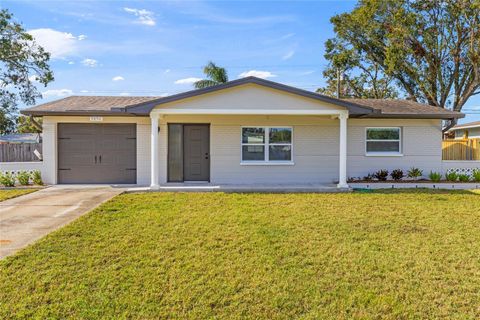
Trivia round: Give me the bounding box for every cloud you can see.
[42,89,73,98]
[80,90,89,93]
[78,34,87,41]
[112,76,125,81]
[282,50,295,60]
[124,7,156,26]
[68,61,75,65]
[238,70,276,79]
[174,77,202,84]
[28,28,85,59]
[119,92,131,96]
[81,58,98,67]
[164,69,171,74]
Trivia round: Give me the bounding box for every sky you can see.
[2,0,479,123]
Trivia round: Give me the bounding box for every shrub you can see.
[363,173,374,181]
[407,167,423,180]
[0,172,16,187]
[390,169,404,181]
[374,170,389,181]
[31,170,43,185]
[458,174,470,182]
[472,169,480,182]
[17,171,30,186]
[429,171,442,182]
[445,171,458,182]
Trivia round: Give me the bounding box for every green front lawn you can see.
[0,189,38,202]
[1,190,480,319]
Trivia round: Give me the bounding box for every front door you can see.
[183,125,210,181]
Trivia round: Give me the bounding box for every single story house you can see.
[16,77,463,188]
[448,121,480,139]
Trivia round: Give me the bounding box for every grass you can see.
[0,189,38,202]
[1,189,480,319]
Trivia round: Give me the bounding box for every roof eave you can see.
[359,112,465,120]
[20,110,148,117]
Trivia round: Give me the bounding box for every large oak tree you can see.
[320,0,480,126]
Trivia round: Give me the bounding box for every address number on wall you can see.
[90,116,103,122]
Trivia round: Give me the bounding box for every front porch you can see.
[148,110,350,190]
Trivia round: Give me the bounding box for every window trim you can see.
[241,126,294,165]
[365,127,403,156]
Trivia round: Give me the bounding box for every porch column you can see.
[338,112,349,188]
[150,114,160,189]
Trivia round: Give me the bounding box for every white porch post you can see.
[338,112,349,188]
[150,114,160,189]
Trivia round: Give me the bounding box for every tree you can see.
[194,61,228,89]
[0,111,14,134]
[317,38,399,99]
[0,9,53,134]
[16,115,42,133]
[320,0,480,124]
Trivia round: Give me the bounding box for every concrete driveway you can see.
[0,186,124,259]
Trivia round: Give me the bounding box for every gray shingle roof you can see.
[22,96,159,115]
[345,98,462,119]
[22,77,464,120]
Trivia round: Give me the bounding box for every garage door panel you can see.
[59,154,96,167]
[59,138,95,153]
[59,124,96,136]
[58,123,136,184]
[101,124,136,135]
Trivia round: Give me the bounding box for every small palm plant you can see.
[194,61,229,89]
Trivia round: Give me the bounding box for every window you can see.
[242,127,292,163]
[366,127,401,155]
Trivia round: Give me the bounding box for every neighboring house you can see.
[448,121,480,139]
[0,133,41,144]
[17,77,463,188]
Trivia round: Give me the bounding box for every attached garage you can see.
[57,123,137,184]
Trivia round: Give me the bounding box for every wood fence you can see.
[0,143,42,162]
[442,139,480,160]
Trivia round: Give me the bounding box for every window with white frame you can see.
[365,127,402,154]
[242,127,292,162]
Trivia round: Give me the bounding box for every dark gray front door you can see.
[183,125,210,181]
[58,123,136,184]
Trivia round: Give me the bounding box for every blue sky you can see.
[3,0,479,123]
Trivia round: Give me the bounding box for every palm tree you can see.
[194,61,228,89]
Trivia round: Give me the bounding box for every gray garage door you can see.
[58,123,136,184]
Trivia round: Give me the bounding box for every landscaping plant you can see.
[363,173,374,181]
[31,170,43,185]
[390,169,404,181]
[0,171,16,187]
[458,174,470,182]
[16,170,30,186]
[445,172,459,182]
[428,171,442,182]
[374,169,389,181]
[472,169,480,182]
[407,167,423,180]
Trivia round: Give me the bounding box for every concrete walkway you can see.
[0,186,124,259]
